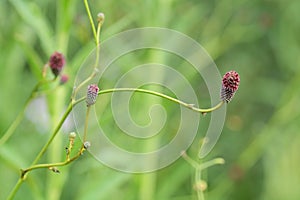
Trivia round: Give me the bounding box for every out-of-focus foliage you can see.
[0,0,299,199]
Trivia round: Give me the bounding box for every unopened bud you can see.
[97,13,105,24]
[86,84,99,106]
[84,141,91,149]
[69,132,76,139]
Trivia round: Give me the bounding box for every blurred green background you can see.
[1,0,300,199]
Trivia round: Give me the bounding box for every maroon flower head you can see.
[49,52,65,77]
[221,70,240,103]
[86,84,99,106]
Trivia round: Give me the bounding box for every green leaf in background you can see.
[10,0,54,55]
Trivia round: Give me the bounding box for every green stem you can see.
[96,19,102,45]
[199,158,225,170]
[83,0,97,44]
[82,106,91,142]
[21,148,85,179]
[94,21,101,70]
[20,102,93,180]
[31,102,73,165]
[7,87,223,199]
[181,151,200,169]
[7,102,73,199]
[8,2,98,199]
[75,88,225,114]
[195,169,205,200]
[182,153,224,200]
[0,100,30,146]
[71,21,102,102]
[182,152,224,170]
[7,179,23,200]
[0,78,56,146]
[18,103,92,188]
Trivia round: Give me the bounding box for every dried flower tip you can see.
[49,51,65,77]
[86,84,99,106]
[49,167,60,173]
[84,141,91,149]
[221,70,240,103]
[60,74,69,84]
[201,112,207,116]
[69,132,76,139]
[97,13,105,24]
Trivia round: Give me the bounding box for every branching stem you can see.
[75,88,225,114]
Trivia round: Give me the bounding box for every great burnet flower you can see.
[86,84,99,106]
[221,70,240,103]
[49,52,65,77]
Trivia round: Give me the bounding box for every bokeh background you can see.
[1,0,300,199]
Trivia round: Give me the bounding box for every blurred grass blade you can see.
[9,0,54,55]
[0,144,28,170]
[15,35,44,80]
[78,173,131,200]
[157,163,191,199]
[56,0,77,52]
